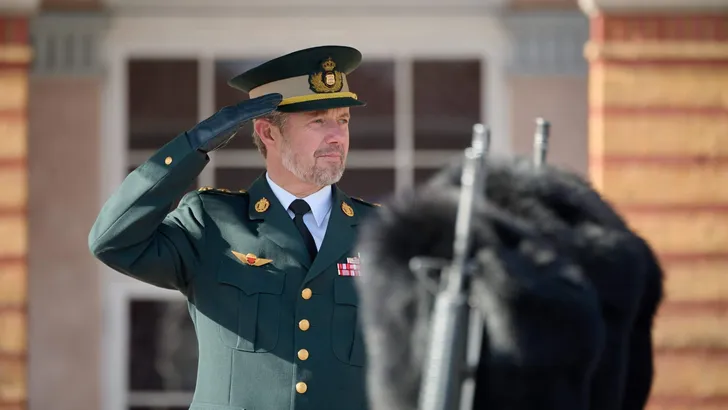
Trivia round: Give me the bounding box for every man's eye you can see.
[339,119,349,124]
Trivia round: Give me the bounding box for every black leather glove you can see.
[185,93,283,153]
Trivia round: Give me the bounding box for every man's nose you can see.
[323,122,346,142]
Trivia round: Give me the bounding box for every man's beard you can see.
[280,134,346,186]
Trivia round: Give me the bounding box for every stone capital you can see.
[0,0,40,15]
[579,0,728,16]
[29,11,110,76]
[503,10,589,76]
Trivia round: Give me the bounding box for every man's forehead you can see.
[301,108,351,117]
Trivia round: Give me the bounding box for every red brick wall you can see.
[0,15,30,410]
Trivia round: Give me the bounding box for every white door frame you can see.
[98,12,513,410]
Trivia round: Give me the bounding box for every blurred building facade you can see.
[0,0,726,409]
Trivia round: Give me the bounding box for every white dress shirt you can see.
[265,173,332,250]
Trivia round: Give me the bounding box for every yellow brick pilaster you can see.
[584,12,728,410]
[0,15,29,410]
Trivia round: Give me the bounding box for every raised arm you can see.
[88,93,282,292]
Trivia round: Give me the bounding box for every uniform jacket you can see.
[89,133,378,410]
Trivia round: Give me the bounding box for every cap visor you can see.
[276,97,366,113]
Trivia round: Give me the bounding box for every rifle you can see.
[412,123,490,410]
[532,117,551,167]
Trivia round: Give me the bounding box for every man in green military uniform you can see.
[89,45,379,410]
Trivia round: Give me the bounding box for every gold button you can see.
[164,156,173,165]
[301,288,312,300]
[296,382,307,394]
[297,349,309,361]
[298,319,310,331]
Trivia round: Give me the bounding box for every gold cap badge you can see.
[309,57,343,94]
[255,197,270,213]
[341,201,354,217]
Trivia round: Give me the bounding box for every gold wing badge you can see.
[232,250,273,267]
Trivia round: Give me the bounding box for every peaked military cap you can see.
[228,45,366,112]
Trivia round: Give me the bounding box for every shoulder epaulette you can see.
[197,186,248,196]
[352,196,381,207]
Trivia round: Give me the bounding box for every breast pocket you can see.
[216,257,285,353]
[331,277,366,367]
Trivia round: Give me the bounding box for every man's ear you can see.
[254,118,278,148]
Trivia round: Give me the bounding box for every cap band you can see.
[248,73,358,106]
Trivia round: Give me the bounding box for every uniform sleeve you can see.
[88,133,209,292]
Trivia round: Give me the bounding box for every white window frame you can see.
[99,12,512,410]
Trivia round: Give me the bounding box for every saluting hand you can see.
[186,93,283,153]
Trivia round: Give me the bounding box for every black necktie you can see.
[289,199,318,262]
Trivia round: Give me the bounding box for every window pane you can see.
[413,60,482,150]
[346,60,395,150]
[214,59,271,150]
[128,59,199,150]
[337,169,395,203]
[215,167,266,191]
[128,300,198,392]
[414,167,443,186]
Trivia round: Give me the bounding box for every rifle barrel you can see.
[417,124,490,410]
[533,117,550,167]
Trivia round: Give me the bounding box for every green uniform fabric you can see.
[89,132,378,410]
